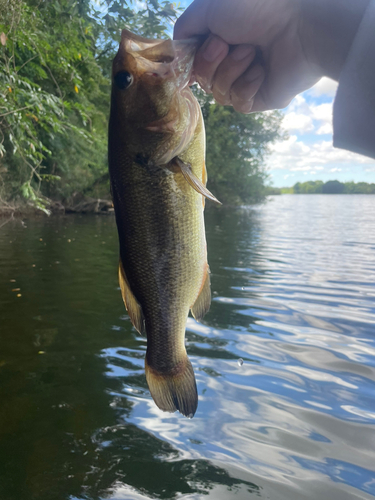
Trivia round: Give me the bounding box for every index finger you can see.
[173,0,211,40]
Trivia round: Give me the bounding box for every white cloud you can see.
[287,94,311,114]
[281,97,334,136]
[311,102,333,135]
[268,135,375,173]
[311,102,332,122]
[269,76,375,180]
[282,112,314,132]
[316,123,333,135]
[308,77,338,97]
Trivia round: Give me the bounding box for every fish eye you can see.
[114,71,133,90]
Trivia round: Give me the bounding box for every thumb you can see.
[173,0,211,40]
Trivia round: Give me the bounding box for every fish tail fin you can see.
[145,354,198,418]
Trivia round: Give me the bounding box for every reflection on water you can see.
[0,195,374,500]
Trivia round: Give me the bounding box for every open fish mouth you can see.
[118,29,199,91]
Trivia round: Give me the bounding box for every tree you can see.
[322,180,345,194]
[0,0,179,211]
[0,0,104,210]
[293,180,323,194]
[1,1,283,211]
[289,180,375,194]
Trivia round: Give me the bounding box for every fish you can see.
[108,29,220,418]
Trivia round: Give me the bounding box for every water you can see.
[0,195,374,500]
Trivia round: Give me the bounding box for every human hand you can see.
[174,0,369,113]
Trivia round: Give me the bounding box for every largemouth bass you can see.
[108,30,219,418]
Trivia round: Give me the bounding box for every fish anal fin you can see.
[145,354,198,418]
[191,266,211,321]
[118,261,145,335]
[172,157,221,205]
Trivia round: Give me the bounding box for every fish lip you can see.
[145,116,178,133]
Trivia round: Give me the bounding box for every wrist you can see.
[300,0,371,80]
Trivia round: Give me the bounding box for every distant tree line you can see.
[266,180,375,195]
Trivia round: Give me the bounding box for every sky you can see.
[266,79,375,187]
[177,0,375,188]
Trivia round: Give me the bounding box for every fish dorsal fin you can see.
[191,266,211,321]
[118,261,146,335]
[173,158,221,205]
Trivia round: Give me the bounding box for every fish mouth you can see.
[145,116,178,133]
[119,29,199,91]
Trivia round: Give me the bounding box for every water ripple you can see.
[1,197,375,500]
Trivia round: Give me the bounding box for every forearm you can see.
[301,0,371,80]
[332,0,375,159]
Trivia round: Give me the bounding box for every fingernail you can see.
[238,100,254,114]
[244,65,264,83]
[202,36,227,62]
[230,45,255,62]
[196,75,213,93]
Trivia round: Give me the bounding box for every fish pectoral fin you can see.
[191,266,211,321]
[145,354,198,418]
[118,261,146,335]
[173,157,221,205]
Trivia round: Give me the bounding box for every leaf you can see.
[0,32,7,46]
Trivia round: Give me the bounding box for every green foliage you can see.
[1,0,283,210]
[1,0,104,208]
[322,180,344,194]
[194,86,284,205]
[280,187,293,194]
[293,180,324,194]
[291,180,375,194]
[343,181,375,194]
[0,0,179,210]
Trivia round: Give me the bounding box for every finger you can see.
[230,64,266,113]
[173,0,211,40]
[211,44,256,105]
[249,94,267,113]
[193,35,229,93]
[251,86,295,112]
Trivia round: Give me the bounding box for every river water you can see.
[0,194,374,500]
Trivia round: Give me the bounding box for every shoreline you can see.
[0,197,114,218]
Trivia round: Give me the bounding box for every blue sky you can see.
[176,0,375,187]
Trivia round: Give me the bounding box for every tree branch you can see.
[0,105,34,118]
[16,54,38,73]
